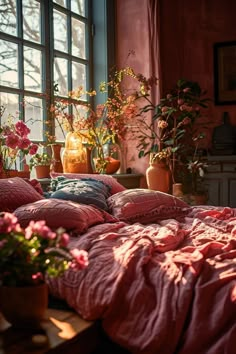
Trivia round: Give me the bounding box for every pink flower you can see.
[182,117,191,125]
[183,87,191,93]
[25,220,57,240]
[15,121,30,137]
[177,98,184,105]
[161,106,169,113]
[32,272,43,282]
[166,94,172,99]
[18,137,31,149]
[158,120,168,129]
[5,133,20,149]
[60,232,70,247]
[0,212,21,233]
[29,143,39,155]
[70,249,89,269]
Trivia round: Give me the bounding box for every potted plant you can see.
[0,212,88,327]
[50,67,148,174]
[131,78,209,192]
[29,151,52,178]
[0,106,39,178]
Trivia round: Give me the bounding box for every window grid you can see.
[0,0,91,144]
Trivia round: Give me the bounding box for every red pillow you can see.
[107,188,190,224]
[23,178,44,195]
[50,172,126,195]
[14,198,116,233]
[0,177,44,212]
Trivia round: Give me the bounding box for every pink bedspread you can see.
[48,206,236,354]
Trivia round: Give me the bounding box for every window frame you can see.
[0,0,115,143]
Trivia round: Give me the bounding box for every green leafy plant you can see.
[0,212,88,287]
[29,151,52,171]
[132,78,210,183]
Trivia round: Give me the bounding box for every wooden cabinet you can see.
[203,156,236,207]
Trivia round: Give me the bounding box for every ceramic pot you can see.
[35,165,51,179]
[191,193,208,205]
[0,283,48,328]
[146,160,170,193]
[172,183,184,198]
[0,170,30,179]
[50,143,63,173]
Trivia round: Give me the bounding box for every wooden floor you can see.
[0,295,131,354]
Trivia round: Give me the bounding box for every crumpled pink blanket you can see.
[48,206,236,354]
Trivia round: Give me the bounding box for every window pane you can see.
[55,115,67,141]
[24,46,42,92]
[53,0,66,7]
[0,92,19,125]
[54,9,67,53]
[72,61,86,90]
[72,17,85,59]
[24,96,44,140]
[23,0,41,44]
[0,40,18,88]
[0,0,17,36]
[54,57,68,96]
[71,0,85,16]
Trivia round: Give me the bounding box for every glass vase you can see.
[62,132,88,173]
[91,141,121,174]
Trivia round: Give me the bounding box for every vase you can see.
[91,142,121,174]
[35,165,51,179]
[62,132,89,173]
[172,183,184,198]
[191,193,208,205]
[0,283,48,328]
[146,160,170,193]
[50,143,63,173]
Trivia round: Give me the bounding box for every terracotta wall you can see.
[115,0,236,175]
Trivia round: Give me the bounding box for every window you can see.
[0,0,92,143]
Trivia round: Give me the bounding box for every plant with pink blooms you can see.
[0,105,39,174]
[50,67,151,172]
[132,79,209,183]
[0,212,88,287]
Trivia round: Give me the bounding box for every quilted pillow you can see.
[49,177,111,211]
[50,172,126,195]
[107,188,190,224]
[14,198,116,233]
[0,177,44,212]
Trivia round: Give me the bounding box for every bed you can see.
[1,174,235,354]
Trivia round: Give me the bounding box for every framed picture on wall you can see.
[214,40,236,105]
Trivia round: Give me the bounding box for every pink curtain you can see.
[115,0,162,175]
[147,0,162,105]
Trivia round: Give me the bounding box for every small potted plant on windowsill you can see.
[29,151,52,179]
[187,157,208,205]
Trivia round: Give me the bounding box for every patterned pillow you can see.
[107,188,190,223]
[0,177,44,212]
[50,172,126,195]
[14,198,115,233]
[49,177,111,210]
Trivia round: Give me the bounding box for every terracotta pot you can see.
[50,143,63,173]
[146,160,170,193]
[0,283,48,328]
[172,183,184,198]
[191,193,208,205]
[0,170,30,179]
[35,165,51,179]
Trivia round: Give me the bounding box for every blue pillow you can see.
[49,177,111,211]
